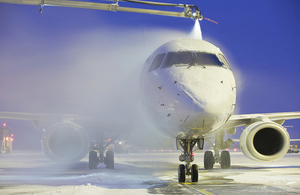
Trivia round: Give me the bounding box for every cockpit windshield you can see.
[196,52,223,66]
[162,51,225,68]
[162,52,194,68]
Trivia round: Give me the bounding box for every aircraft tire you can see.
[178,164,185,183]
[191,164,198,182]
[89,150,98,170]
[204,151,214,170]
[220,150,231,169]
[106,151,114,169]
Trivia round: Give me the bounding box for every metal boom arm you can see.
[0,0,203,20]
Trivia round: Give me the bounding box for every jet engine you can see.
[42,122,90,163]
[240,121,290,161]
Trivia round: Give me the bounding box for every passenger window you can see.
[218,54,231,69]
[196,52,223,66]
[163,52,193,68]
[149,53,165,72]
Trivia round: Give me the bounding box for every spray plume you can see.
[190,20,202,40]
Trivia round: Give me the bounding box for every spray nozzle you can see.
[184,5,218,24]
[185,5,203,20]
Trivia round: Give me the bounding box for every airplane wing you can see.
[224,112,300,128]
[0,111,136,133]
[0,111,94,122]
[0,111,95,129]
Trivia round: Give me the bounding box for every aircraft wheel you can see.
[191,164,198,182]
[204,151,214,170]
[106,151,114,169]
[178,164,185,183]
[89,150,98,170]
[220,150,231,169]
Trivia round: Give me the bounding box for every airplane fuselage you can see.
[140,39,236,139]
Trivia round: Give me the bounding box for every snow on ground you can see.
[0,151,300,194]
[0,151,178,194]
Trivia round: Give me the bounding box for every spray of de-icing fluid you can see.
[190,19,202,40]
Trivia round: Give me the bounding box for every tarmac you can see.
[0,150,299,194]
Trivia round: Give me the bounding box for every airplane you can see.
[0,0,300,183]
[139,38,300,182]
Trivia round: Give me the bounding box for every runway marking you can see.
[180,183,215,194]
[168,182,197,185]
[198,189,215,195]
[184,182,198,185]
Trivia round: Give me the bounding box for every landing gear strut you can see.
[204,130,232,170]
[88,131,117,170]
[175,138,204,182]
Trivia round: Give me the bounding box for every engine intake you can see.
[240,121,290,161]
[42,122,90,163]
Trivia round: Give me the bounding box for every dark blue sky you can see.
[0,0,299,148]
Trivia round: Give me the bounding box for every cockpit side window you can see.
[148,53,165,72]
[162,52,193,68]
[196,52,223,66]
[218,54,231,70]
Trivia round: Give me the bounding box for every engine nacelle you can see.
[42,122,90,163]
[240,121,290,161]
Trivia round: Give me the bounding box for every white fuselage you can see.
[140,39,236,139]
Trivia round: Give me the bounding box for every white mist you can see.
[190,20,202,40]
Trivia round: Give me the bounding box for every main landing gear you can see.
[88,131,116,170]
[203,150,230,170]
[175,138,204,182]
[204,130,232,170]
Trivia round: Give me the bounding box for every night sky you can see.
[0,0,299,149]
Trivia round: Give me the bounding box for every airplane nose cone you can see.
[168,66,231,110]
[181,81,223,113]
[164,66,235,131]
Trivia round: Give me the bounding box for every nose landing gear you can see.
[176,138,204,182]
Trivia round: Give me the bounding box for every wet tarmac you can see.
[0,150,299,194]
